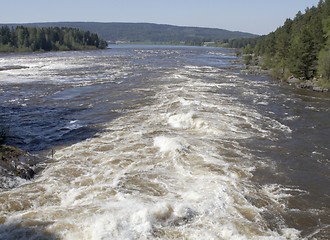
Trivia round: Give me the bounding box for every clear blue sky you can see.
[1,0,320,35]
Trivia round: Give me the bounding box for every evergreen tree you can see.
[271,20,292,77]
[289,27,317,79]
[240,0,330,83]
[318,49,330,81]
[0,26,108,52]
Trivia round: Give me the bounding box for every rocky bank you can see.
[0,145,41,184]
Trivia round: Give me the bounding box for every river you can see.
[0,45,329,239]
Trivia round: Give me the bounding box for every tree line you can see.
[0,26,108,52]
[227,0,330,86]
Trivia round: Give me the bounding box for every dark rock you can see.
[296,80,329,92]
[16,164,35,180]
[0,145,40,180]
[297,81,314,89]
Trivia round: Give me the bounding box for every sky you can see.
[1,0,321,35]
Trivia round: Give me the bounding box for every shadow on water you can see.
[0,104,119,153]
[0,78,152,154]
[0,223,59,240]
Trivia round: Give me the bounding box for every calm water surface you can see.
[0,45,329,239]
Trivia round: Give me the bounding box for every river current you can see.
[0,45,329,239]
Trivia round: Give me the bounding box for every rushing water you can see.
[0,45,329,239]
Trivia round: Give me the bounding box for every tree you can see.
[273,20,292,77]
[0,26,11,45]
[289,27,317,79]
[318,48,330,81]
[16,26,30,49]
[0,26,108,52]
[243,44,254,65]
[247,0,329,81]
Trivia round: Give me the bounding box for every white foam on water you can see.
[0,60,302,239]
[0,175,28,189]
[153,136,188,154]
[0,52,128,85]
[261,184,308,207]
[168,111,207,130]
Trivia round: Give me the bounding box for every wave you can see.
[0,48,304,239]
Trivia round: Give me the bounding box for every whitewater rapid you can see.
[1,46,329,239]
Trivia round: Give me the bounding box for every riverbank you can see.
[241,64,329,93]
[287,76,329,92]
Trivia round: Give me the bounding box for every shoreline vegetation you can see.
[0,26,108,53]
[229,0,330,92]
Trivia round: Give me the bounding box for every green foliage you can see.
[226,38,258,49]
[241,0,330,81]
[289,27,318,79]
[243,44,254,65]
[320,12,330,85]
[0,26,108,53]
[318,48,330,82]
[243,44,253,54]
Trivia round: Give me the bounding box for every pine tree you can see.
[0,26,108,52]
[289,27,317,79]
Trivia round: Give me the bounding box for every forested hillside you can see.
[241,0,330,87]
[1,22,258,45]
[0,26,108,52]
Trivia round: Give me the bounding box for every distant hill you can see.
[0,22,258,44]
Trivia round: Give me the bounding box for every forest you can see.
[230,0,330,87]
[1,22,257,46]
[0,26,108,52]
